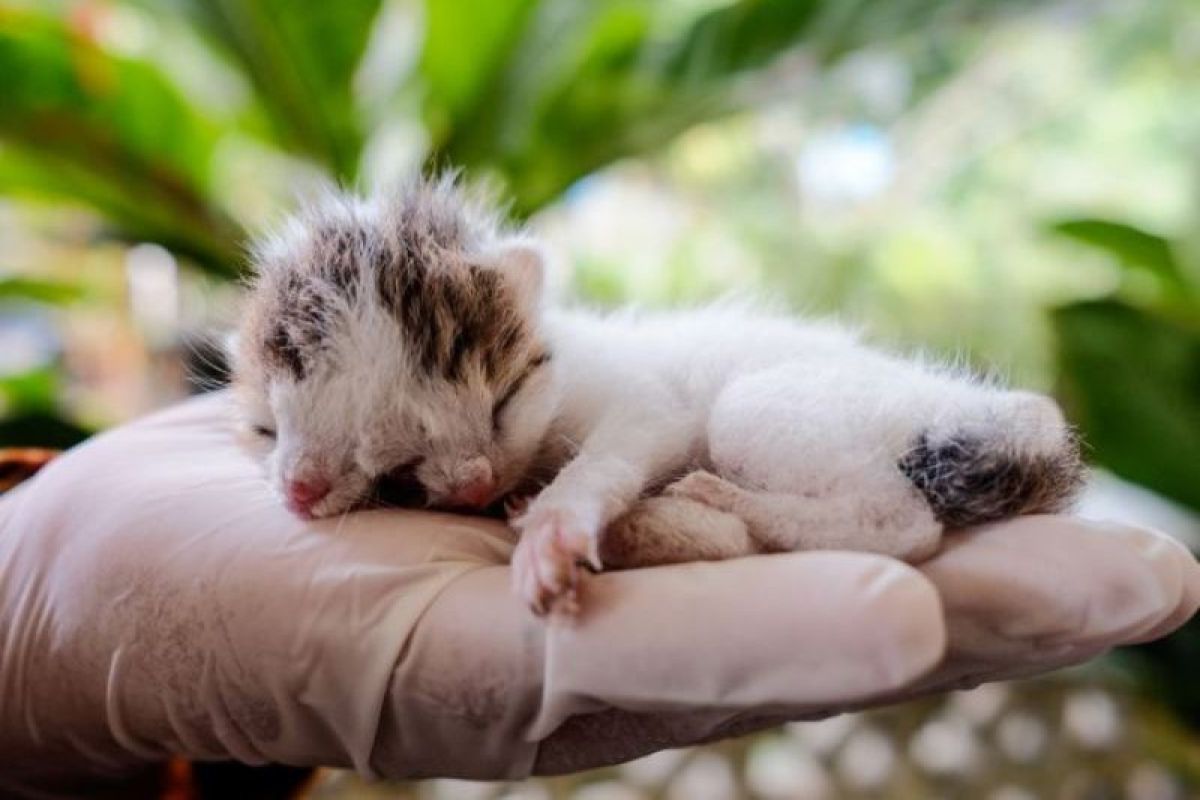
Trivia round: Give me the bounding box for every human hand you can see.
[1,393,1195,797]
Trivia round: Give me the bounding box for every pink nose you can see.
[285,477,331,517]
[445,477,497,509]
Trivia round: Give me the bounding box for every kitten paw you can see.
[665,470,744,512]
[511,509,602,615]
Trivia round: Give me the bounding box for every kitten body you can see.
[232,177,1083,614]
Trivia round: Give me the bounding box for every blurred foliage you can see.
[159,0,383,181]
[0,0,1037,449]
[0,8,241,274]
[1055,300,1200,511]
[0,267,92,446]
[1049,219,1191,299]
[0,275,83,303]
[0,0,1031,278]
[1050,218,1200,512]
[423,0,1028,213]
[1051,216,1200,737]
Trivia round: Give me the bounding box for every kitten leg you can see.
[601,496,756,569]
[511,507,600,615]
[696,362,944,559]
[666,470,942,563]
[512,406,697,614]
[702,361,1080,558]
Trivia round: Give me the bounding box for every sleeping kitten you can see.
[231,176,1083,614]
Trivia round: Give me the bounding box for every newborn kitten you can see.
[231,176,1084,614]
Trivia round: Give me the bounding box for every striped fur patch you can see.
[248,176,534,388]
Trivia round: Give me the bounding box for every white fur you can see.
[506,299,1071,612]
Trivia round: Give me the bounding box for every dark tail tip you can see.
[898,430,1085,528]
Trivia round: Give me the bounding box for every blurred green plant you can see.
[1050,216,1200,737]
[1050,220,1190,295]
[0,275,83,304]
[0,9,241,275]
[0,374,92,448]
[0,273,92,447]
[158,0,383,182]
[0,0,1028,277]
[0,0,1036,450]
[1048,217,1200,511]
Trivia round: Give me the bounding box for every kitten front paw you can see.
[511,508,602,616]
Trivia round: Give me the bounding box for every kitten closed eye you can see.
[493,353,551,427]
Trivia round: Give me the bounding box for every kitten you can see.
[231,175,1083,614]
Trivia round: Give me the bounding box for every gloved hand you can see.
[0,393,1195,798]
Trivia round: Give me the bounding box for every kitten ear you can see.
[486,239,545,307]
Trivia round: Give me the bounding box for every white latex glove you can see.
[0,393,1195,798]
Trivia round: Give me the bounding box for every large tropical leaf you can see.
[163,0,384,180]
[0,9,242,276]
[1048,217,1192,297]
[430,0,829,213]
[1054,299,1200,511]
[421,0,539,141]
[426,0,1033,215]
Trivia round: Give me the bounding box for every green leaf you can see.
[166,0,383,180]
[0,9,242,276]
[429,0,1035,215]
[1054,299,1200,511]
[432,0,827,214]
[421,0,539,141]
[1048,217,1191,295]
[0,276,82,305]
[656,0,824,84]
[0,367,59,416]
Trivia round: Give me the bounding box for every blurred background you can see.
[2,0,1199,797]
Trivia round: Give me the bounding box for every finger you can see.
[523,552,550,616]
[377,552,944,779]
[524,551,945,741]
[913,515,1196,688]
[511,543,543,615]
[491,520,1198,776]
[1114,524,1200,644]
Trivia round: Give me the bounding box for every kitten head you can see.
[232,176,562,519]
